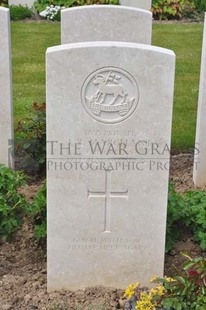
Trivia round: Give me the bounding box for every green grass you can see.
[11,22,203,150]
[153,23,203,150]
[11,22,60,123]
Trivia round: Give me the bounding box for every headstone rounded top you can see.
[120,0,152,11]
[47,41,175,59]
[0,7,9,13]
[62,4,152,14]
[61,5,152,45]
[8,0,35,8]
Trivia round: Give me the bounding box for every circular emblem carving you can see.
[81,67,139,124]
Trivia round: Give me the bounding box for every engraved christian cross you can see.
[88,170,128,233]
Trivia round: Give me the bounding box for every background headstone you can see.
[120,0,152,11]
[193,13,206,188]
[61,6,152,45]
[8,0,34,8]
[0,7,14,168]
[47,41,175,291]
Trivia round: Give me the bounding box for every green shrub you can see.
[183,190,206,250]
[68,0,119,4]
[166,183,185,252]
[193,0,206,12]
[10,5,33,20]
[0,0,8,7]
[15,103,46,174]
[29,182,46,241]
[151,256,206,310]
[0,164,28,240]
[166,185,206,252]
[152,0,195,20]
[34,0,119,13]
[124,255,206,310]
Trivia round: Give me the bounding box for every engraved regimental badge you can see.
[81,67,139,124]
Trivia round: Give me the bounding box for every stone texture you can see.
[0,8,13,168]
[47,41,175,291]
[61,5,152,45]
[194,13,206,188]
[120,0,152,10]
[8,0,35,7]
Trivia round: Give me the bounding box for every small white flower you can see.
[40,4,60,20]
[39,10,47,17]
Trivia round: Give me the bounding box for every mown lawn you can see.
[11,22,203,150]
[11,22,60,121]
[153,23,203,150]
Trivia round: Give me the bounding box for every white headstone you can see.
[0,8,14,168]
[120,0,152,11]
[47,41,175,291]
[8,0,34,8]
[194,13,206,188]
[61,6,152,45]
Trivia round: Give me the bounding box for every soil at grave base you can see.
[0,153,206,310]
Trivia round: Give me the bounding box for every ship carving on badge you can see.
[82,67,139,124]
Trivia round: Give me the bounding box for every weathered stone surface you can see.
[120,0,151,10]
[0,8,13,168]
[47,41,175,291]
[8,0,35,8]
[194,13,206,188]
[61,5,152,45]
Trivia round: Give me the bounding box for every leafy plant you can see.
[154,255,206,309]
[15,102,46,174]
[10,5,33,20]
[0,0,8,7]
[34,0,63,12]
[29,182,46,241]
[124,255,206,310]
[152,0,195,20]
[193,0,206,12]
[0,164,28,240]
[166,182,185,252]
[182,190,206,250]
[34,0,119,13]
[166,185,206,252]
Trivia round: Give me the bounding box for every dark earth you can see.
[0,153,205,310]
